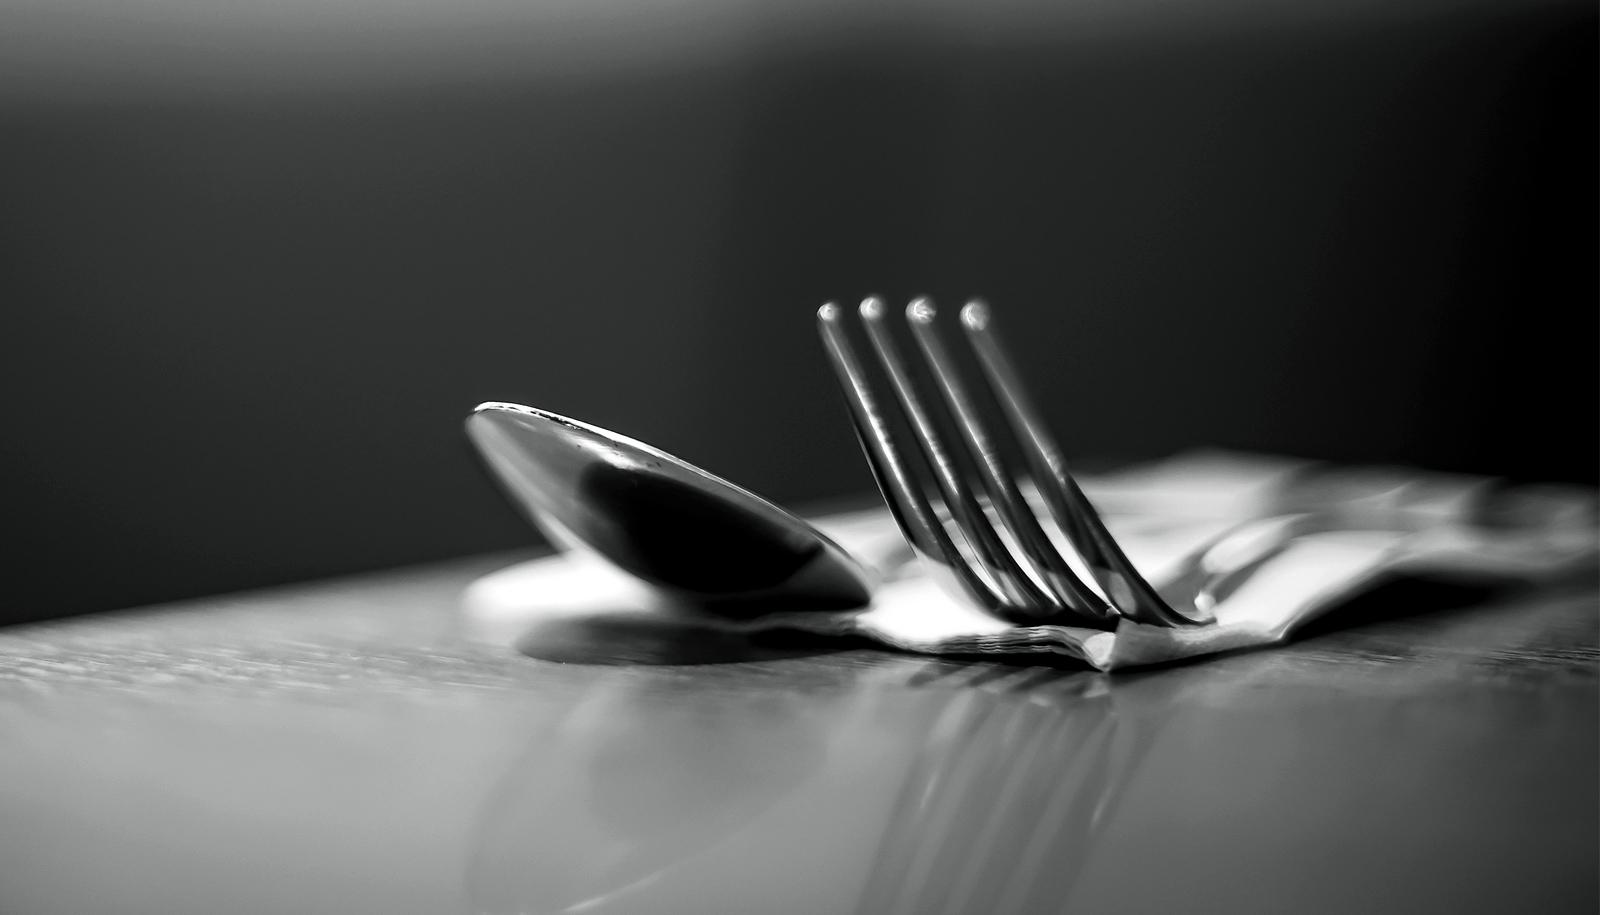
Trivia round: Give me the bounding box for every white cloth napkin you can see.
[462,453,1597,671]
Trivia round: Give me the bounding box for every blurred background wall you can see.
[3,0,1594,624]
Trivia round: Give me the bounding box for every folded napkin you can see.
[462,452,1596,671]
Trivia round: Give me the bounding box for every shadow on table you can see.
[512,610,874,666]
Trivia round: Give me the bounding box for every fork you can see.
[817,297,1209,629]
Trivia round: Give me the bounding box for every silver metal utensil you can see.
[467,402,876,615]
[818,297,1211,629]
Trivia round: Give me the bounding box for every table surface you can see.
[1,548,1596,915]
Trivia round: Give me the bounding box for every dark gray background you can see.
[4,0,1594,623]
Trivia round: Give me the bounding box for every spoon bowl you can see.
[466,402,875,616]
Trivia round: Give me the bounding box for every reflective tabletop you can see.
[1,552,1595,914]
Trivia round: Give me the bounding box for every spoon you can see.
[466,402,876,616]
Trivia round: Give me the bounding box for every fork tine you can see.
[816,302,1012,615]
[958,301,1209,626]
[905,299,1117,623]
[856,298,1064,619]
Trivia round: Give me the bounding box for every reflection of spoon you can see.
[464,672,847,915]
[466,402,875,616]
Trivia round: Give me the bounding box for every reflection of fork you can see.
[820,297,1220,629]
[853,667,1158,915]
